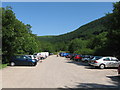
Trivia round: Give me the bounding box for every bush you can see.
[74,48,94,55]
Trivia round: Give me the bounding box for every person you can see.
[57,54,59,57]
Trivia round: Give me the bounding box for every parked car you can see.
[65,54,71,58]
[25,55,39,62]
[88,56,102,64]
[62,53,69,57]
[118,65,120,74]
[82,55,94,62]
[59,52,64,57]
[9,55,37,66]
[49,53,54,55]
[33,53,41,60]
[74,55,82,61]
[90,56,120,69]
[70,54,77,60]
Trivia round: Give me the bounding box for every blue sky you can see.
[2,2,113,36]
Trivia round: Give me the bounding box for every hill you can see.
[38,16,107,43]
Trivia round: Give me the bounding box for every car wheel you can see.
[31,63,36,66]
[33,63,36,66]
[10,62,15,66]
[99,64,105,69]
[85,60,88,63]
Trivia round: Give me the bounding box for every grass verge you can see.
[0,64,7,69]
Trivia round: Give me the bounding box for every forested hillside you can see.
[38,16,107,43]
[37,12,108,54]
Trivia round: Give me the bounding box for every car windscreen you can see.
[84,55,90,58]
[94,56,102,60]
[92,56,102,60]
[28,56,32,59]
[25,56,31,59]
[34,54,37,55]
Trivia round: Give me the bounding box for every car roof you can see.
[102,56,117,58]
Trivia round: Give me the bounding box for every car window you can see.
[28,56,32,58]
[15,56,21,59]
[93,56,102,60]
[111,58,118,61]
[21,56,27,59]
[26,56,31,59]
[103,58,110,61]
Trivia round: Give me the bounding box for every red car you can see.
[74,55,82,61]
[118,65,120,74]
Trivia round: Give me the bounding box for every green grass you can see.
[0,64,8,69]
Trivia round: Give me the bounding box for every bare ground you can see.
[1,55,120,88]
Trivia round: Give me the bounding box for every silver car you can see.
[90,56,120,69]
[25,55,39,62]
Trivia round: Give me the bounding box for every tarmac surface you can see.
[1,55,120,88]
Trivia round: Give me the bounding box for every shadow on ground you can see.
[75,83,118,88]
[58,83,119,90]
[66,60,89,66]
[107,75,120,85]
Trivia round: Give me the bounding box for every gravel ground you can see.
[1,55,120,88]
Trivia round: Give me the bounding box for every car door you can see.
[110,57,120,67]
[19,56,29,65]
[103,57,111,67]
[14,56,22,65]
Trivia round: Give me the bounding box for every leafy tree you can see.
[2,6,41,63]
[74,48,94,55]
[88,32,107,49]
[103,1,120,58]
[68,38,87,53]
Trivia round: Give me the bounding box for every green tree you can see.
[68,38,87,53]
[103,1,120,58]
[2,6,41,63]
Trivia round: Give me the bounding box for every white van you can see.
[33,53,41,60]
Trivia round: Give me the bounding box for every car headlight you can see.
[32,60,35,62]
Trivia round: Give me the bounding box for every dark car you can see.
[70,54,77,60]
[82,55,94,62]
[65,54,71,58]
[10,55,37,66]
[65,53,72,58]
[59,52,64,57]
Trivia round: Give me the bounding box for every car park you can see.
[90,56,120,69]
[10,55,37,66]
